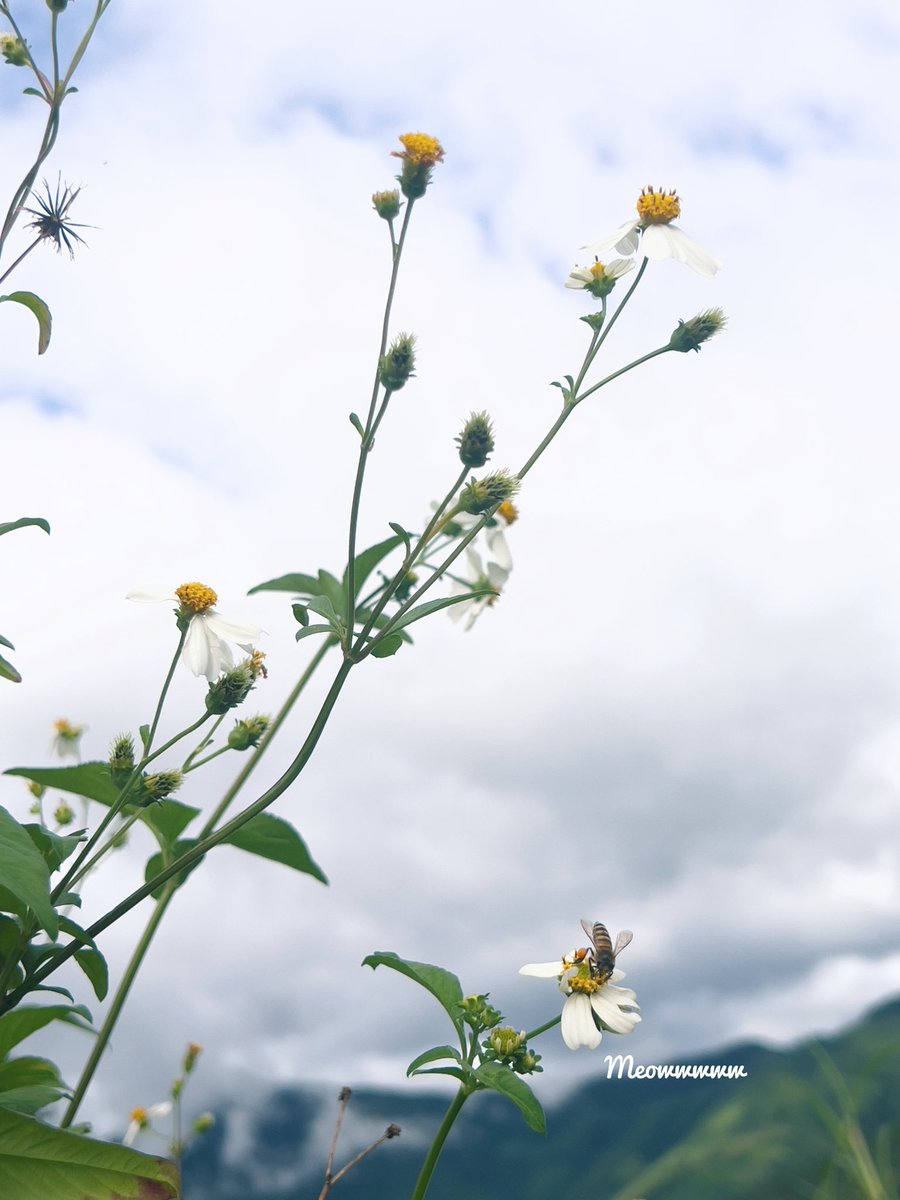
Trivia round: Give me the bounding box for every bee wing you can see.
[613,930,633,957]
[580,918,596,943]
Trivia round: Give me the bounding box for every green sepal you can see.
[362,952,464,1035]
[0,807,56,938]
[0,292,52,354]
[406,1045,461,1077]
[0,1108,179,1197]
[473,1060,546,1133]
[221,812,327,884]
[0,518,50,538]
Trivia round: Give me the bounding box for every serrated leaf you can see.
[370,634,403,659]
[0,292,52,354]
[0,518,50,538]
[0,1005,92,1062]
[406,1045,461,1076]
[342,534,404,602]
[474,1060,546,1133]
[0,807,56,938]
[4,764,118,807]
[362,952,464,1032]
[0,1107,179,1197]
[221,813,327,883]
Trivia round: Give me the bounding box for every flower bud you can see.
[378,333,416,392]
[456,411,495,468]
[109,733,136,786]
[28,780,46,800]
[372,189,401,221]
[668,307,727,353]
[54,801,75,827]
[140,771,182,805]
[192,1113,215,1135]
[184,1043,202,1072]
[489,1026,526,1056]
[45,0,70,10]
[459,993,503,1031]
[227,714,271,750]
[206,661,255,714]
[391,132,445,200]
[0,34,29,67]
[458,470,520,516]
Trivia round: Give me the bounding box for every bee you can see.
[580,919,633,985]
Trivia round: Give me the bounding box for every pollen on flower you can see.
[498,500,519,526]
[636,186,681,225]
[248,650,268,679]
[129,1107,148,1124]
[569,975,602,994]
[393,133,445,166]
[175,582,218,613]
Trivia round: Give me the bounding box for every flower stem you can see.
[410,1085,472,1200]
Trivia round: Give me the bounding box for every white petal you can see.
[123,1121,140,1146]
[127,587,177,603]
[606,257,636,279]
[182,616,217,677]
[485,526,512,571]
[564,266,593,289]
[640,224,722,277]
[202,611,262,649]
[591,989,642,1034]
[561,993,601,1050]
[582,220,640,258]
[519,960,565,978]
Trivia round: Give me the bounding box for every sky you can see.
[2,0,900,1143]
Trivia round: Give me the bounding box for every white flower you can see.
[584,186,722,279]
[564,257,635,294]
[448,546,510,630]
[123,1101,172,1146]
[128,582,262,680]
[519,951,641,1051]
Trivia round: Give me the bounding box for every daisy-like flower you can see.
[448,545,510,631]
[391,132,445,167]
[520,940,641,1051]
[565,256,635,298]
[584,186,722,279]
[51,718,85,760]
[127,582,262,681]
[123,1101,172,1146]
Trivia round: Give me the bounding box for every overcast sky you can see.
[2,0,900,1140]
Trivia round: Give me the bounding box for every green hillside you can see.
[183,998,900,1198]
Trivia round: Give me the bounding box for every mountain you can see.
[182,997,900,1199]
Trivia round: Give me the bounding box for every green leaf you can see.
[291,603,309,627]
[362,952,464,1032]
[0,1005,92,1062]
[4,764,118,807]
[406,1045,461,1077]
[473,1061,546,1134]
[22,825,83,873]
[341,534,404,602]
[295,623,336,642]
[0,653,21,684]
[249,572,322,597]
[22,87,45,98]
[0,1057,69,1116]
[144,839,202,899]
[0,292,52,355]
[378,591,495,637]
[140,800,200,848]
[0,1108,179,1197]
[56,918,108,1002]
[305,594,341,625]
[0,635,13,649]
[388,523,412,557]
[0,518,50,538]
[222,813,327,883]
[370,634,404,659]
[349,411,364,438]
[0,807,56,938]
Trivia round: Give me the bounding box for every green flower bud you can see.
[45,0,70,11]
[140,771,182,805]
[378,333,416,392]
[109,733,136,786]
[459,993,503,1031]
[28,780,46,800]
[206,660,257,714]
[0,34,29,67]
[458,470,520,516]
[227,714,271,751]
[456,411,495,469]
[54,801,75,827]
[668,307,727,353]
[489,1026,526,1056]
[513,1048,542,1075]
[372,189,401,221]
[192,1112,215,1135]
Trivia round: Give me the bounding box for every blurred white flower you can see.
[564,257,635,294]
[584,186,721,279]
[123,1101,172,1146]
[127,582,262,680]
[519,952,641,1050]
[448,547,510,630]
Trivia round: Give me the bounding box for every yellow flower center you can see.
[248,650,267,678]
[569,975,602,994]
[589,261,609,279]
[129,1106,148,1124]
[636,186,681,225]
[396,132,445,166]
[498,500,519,526]
[53,718,81,737]
[175,582,218,613]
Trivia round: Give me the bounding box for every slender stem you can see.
[318,1087,352,1198]
[410,1086,472,1200]
[146,629,188,752]
[0,237,40,286]
[523,1014,562,1041]
[59,880,177,1127]
[575,345,671,406]
[181,712,227,771]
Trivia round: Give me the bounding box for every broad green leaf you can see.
[4,764,118,807]
[313,570,345,612]
[0,1005,92,1062]
[23,825,84,873]
[0,518,50,538]
[0,1107,179,1198]
[249,571,321,596]
[406,1045,461,1076]
[144,839,202,899]
[410,1066,467,1081]
[362,953,464,1032]
[0,652,21,684]
[57,918,108,1002]
[0,1057,69,1116]
[305,594,341,625]
[295,623,335,642]
[474,1060,546,1134]
[370,634,404,659]
[141,800,200,848]
[222,813,327,883]
[380,591,495,636]
[0,292,52,355]
[341,534,404,601]
[0,807,56,938]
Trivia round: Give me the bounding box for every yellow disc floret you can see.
[175,582,218,613]
[569,975,602,995]
[498,500,519,526]
[129,1107,148,1124]
[636,186,681,225]
[394,133,445,166]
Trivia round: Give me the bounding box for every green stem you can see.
[523,1014,562,1041]
[410,1085,472,1200]
[0,237,40,286]
[59,880,177,1127]
[575,345,671,406]
[146,628,188,752]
